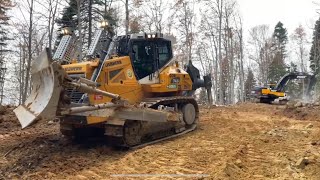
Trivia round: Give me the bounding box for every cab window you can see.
[131,41,154,79]
[158,41,171,68]
[130,39,172,80]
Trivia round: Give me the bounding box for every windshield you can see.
[130,39,172,80]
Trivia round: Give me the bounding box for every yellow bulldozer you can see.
[13,23,212,147]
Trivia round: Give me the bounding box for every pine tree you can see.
[310,18,320,74]
[54,0,77,51]
[268,21,288,83]
[267,58,287,83]
[55,0,118,51]
[273,22,288,55]
[57,0,78,28]
[244,68,255,100]
[289,62,298,72]
[0,0,13,104]
[0,0,13,51]
[286,62,302,99]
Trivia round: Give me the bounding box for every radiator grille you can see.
[66,73,86,103]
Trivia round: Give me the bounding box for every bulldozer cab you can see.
[116,33,173,83]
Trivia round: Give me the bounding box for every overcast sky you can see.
[236,0,320,71]
[238,0,319,35]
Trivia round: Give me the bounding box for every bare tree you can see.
[35,0,62,52]
[12,0,52,104]
[217,0,224,104]
[12,20,49,104]
[132,0,175,34]
[291,24,307,72]
[199,0,225,104]
[199,9,219,103]
[200,0,241,104]
[223,0,236,104]
[76,0,83,59]
[22,0,34,103]
[248,25,273,85]
[129,15,142,33]
[125,0,129,34]
[175,0,196,65]
[12,21,28,104]
[234,16,245,102]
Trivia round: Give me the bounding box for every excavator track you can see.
[104,96,199,148]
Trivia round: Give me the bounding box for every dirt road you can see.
[0,103,319,179]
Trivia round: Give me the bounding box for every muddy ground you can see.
[0,103,320,179]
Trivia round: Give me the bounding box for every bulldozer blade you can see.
[14,49,65,129]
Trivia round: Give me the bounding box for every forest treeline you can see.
[0,0,319,105]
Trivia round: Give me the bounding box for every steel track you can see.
[130,124,197,149]
[104,96,199,148]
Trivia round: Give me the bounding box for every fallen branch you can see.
[3,143,25,157]
[4,147,17,157]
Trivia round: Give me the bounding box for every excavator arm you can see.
[274,72,316,95]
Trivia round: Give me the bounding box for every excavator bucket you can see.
[14,49,65,129]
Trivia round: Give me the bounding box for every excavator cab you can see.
[267,83,276,89]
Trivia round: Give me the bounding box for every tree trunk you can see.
[213,37,219,104]
[48,0,52,52]
[19,44,22,104]
[224,28,230,104]
[77,0,82,60]
[22,0,34,103]
[21,44,26,104]
[125,0,129,35]
[218,0,223,105]
[88,0,93,48]
[239,27,245,102]
[49,0,59,52]
[230,29,234,104]
[0,47,3,104]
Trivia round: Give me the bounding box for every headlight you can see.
[61,28,71,35]
[98,20,109,28]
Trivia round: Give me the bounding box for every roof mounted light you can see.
[98,20,109,29]
[61,27,72,35]
[145,32,163,39]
